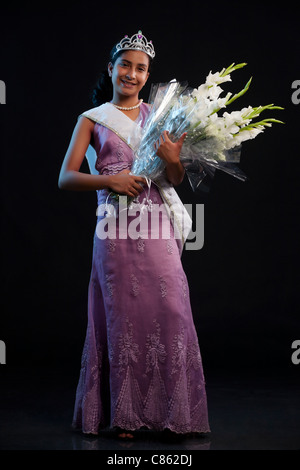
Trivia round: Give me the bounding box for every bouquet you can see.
[131,63,284,192]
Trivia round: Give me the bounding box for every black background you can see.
[0,0,299,431]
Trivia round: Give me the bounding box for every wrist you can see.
[165,160,185,186]
[166,158,181,168]
[99,174,114,190]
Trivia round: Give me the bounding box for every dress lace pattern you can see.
[73,315,210,435]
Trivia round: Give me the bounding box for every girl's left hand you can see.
[154,131,187,164]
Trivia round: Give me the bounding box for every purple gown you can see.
[72,103,210,435]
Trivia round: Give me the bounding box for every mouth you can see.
[120,79,137,88]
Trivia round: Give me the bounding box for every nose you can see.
[125,68,136,80]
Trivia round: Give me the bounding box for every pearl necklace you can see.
[112,99,143,111]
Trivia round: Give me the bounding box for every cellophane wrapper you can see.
[131,79,247,192]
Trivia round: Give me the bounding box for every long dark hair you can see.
[91,45,153,107]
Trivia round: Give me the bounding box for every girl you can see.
[58,30,210,439]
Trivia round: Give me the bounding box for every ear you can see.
[108,62,113,77]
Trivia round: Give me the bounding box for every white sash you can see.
[82,102,143,150]
[81,102,192,252]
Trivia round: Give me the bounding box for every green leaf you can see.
[225,77,253,106]
[220,62,247,77]
[238,118,284,132]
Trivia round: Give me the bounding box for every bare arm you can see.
[58,116,146,198]
[58,116,108,191]
[154,131,186,186]
[165,160,185,186]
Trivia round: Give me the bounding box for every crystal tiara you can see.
[113,30,155,59]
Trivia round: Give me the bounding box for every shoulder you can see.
[80,103,106,119]
[141,102,152,117]
[78,114,95,129]
[142,102,152,112]
[75,113,96,138]
[78,103,108,129]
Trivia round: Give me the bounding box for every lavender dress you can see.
[72,103,210,435]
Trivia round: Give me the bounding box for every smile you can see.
[121,79,137,88]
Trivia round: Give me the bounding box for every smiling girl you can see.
[59,30,210,439]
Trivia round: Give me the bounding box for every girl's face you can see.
[108,50,150,100]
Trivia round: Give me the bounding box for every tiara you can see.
[113,30,155,59]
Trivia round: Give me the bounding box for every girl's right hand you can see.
[109,169,146,198]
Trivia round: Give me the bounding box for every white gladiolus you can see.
[207,84,223,100]
[205,70,232,87]
[192,84,209,100]
[225,127,264,149]
[129,62,283,194]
